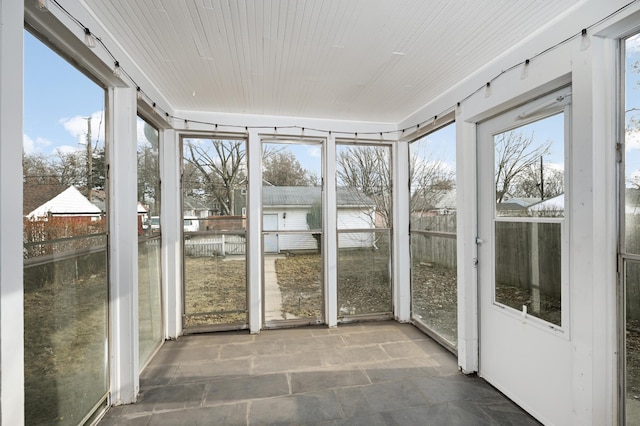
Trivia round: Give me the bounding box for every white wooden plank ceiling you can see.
[83,0,580,123]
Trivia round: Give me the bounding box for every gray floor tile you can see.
[290,369,370,394]
[203,373,289,404]
[248,390,343,424]
[220,339,285,359]
[134,382,207,413]
[411,375,501,404]
[283,335,347,354]
[171,358,253,384]
[380,340,437,359]
[320,345,391,367]
[140,364,179,387]
[98,322,539,426]
[252,351,323,374]
[342,329,412,347]
[147,404,248,426]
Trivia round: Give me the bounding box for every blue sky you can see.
[23,30,105,156]
[626,34,640,187]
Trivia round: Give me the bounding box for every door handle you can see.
[475,237,484,245]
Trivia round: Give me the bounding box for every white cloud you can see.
[627,128,640,152]
[23,133,54,155]
[545,162,564,172]
[60,110,106,147]
[23,134,34,154]
[628,35,640,54]
[308,146,321,158]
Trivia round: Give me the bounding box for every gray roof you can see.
[262,186,374,207]
[183,196,210,211]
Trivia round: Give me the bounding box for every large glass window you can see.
[409,122,457,347]
[182,137,248,330]
[262,140,323,325]
[336,143,392,319]
[623,32,640,424]
[137,116,162,366]
[23,31,108,425]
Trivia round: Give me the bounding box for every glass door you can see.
[477,87,572,425]
[262,140,324,326]
[181,137,248,331]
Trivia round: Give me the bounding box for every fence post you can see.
[222,234,226,257]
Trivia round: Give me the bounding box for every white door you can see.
[263,213,279,253]
[477,87,572,425]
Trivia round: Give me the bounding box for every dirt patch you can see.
[183,256,247,328]
[274,254,323,319]
[411,262,458,343]
[24,267,108,425]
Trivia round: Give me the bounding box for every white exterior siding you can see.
[263,208,317,252]
[337,208,376,249]
[263,207,375,251]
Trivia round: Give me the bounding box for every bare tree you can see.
[183,139,245,216]
[494,131,551,202]
[511,163,564,199]
[337,146,391,227]
[409,153,455,210]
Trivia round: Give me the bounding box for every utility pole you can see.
[539,155,544,200]
[85,117,93,201]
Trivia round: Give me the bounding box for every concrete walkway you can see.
[99,322,540,425]
[263,255,285,321]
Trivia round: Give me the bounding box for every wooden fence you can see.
[410,214,564,303]
[411,215,457,268]
[184,234,246,257]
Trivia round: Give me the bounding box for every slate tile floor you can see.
[99,322,540,425]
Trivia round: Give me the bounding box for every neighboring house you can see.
[262,186,375,253]
[23,183,67,217]
[183,196,212,218]
[527,193,565,215]
[411,188,457,216]
[496,196,541,215]
[27,185,102,220]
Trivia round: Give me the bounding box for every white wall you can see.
[0,2,24,425]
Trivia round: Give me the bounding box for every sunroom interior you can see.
[5,0,640,424]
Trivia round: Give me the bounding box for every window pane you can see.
[626,33,640,255]
[182,138,247,328]
[262,141,323,324]
[336,143,392,319]
[137,117,162,366]
[625,261,640,422]
[23,30,108,424]
[494,221,561,326]
[338,230,391,316]
[494,114,564,218]
[409,123,457,347]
